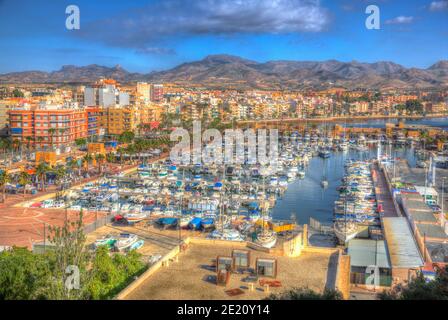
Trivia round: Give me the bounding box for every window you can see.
[232,250,250,269]
[256,259,277,278]
[216,256,234,273]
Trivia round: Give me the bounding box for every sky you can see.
[0,0,447,73]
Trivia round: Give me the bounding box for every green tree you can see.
[0,247,51,300]
[0,171,11,202]
[18,171,31,197]
[266,287,343,300]
[45,211,91,300]
[12,88,24,98]
[75,138,87,149]
[378,267,448,300]
[36,162,50,191]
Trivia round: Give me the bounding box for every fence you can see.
[309,217,334,235]
[83,212,114,234]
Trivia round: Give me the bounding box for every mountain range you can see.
[1,54,448,90]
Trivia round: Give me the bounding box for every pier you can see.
[372,162,400,218]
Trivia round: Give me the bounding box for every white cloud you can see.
[385,16,414,25]
[79,0,330,48]
[429,1,448,11]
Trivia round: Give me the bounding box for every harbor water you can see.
[272,146,418,224]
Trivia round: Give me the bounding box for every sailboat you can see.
[321,152,329,189]
[334,220,359,244]
[255,196,277,249]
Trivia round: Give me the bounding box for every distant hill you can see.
[1,54,447,90]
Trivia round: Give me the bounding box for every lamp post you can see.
[441,177,446,231]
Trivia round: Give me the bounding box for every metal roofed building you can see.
[416,224,448,241]
[348,239,392,287]
[382,217,424,282]
[425,242,448,265]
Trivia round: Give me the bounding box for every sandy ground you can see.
[124,242,338,300]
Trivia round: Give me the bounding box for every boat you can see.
[255,229,277,248]
[128,239,145,251]
[125,212,147,224]
[94,235,117,249]
[334,220,360,244]
[208,229,244,241]
[157,217,178,229]
[321,180,329,189]
[179,216,192,228]
[189,217,202,230]
[115,233,139,251]
[255,201,277,249]
[319,149,331,159]
[201,218,215,230]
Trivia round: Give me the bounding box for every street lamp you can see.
[441,177,446,230]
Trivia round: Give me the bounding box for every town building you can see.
[8,103,88,148]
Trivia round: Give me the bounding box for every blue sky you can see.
[0,0,447,73]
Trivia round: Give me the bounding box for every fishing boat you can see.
[208,229,244,241]
[128,239,145,251]
[189,217,202,230]
[334,220,360,244]
[125,212,147,224]
[179,216,192,228]
[201,218,215,230]
[157,217,178,229]
[255,201,277,249]
[94,235,117,249]
[115,233,139,251]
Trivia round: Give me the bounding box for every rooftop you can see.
[348,239,391,269]
[416,223,448,240]
[382,217,424,269]
[425,241,448,264]
[123,242,338,300]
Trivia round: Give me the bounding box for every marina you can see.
[22,133,426,251]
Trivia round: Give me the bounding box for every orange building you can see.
[9,106,88,148]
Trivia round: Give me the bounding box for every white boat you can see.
[334,221,360,244]
[125,212,147,224]
[114,233,139,251]
[255,229,277,249]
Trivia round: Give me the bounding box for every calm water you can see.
[272,146,418,224]
[334,117,448,130]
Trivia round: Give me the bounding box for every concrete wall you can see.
[335,254,351,300]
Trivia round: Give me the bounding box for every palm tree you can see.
[0,171,11,202]
[36,162,50,191]
[12,139,22,160]
[0,138,11,163]
[105,152,115,164]
[95,153,105,174]
[25,136,34,156]
[18,171,31,197]
[83,154,93,172]
[36,136,44,151]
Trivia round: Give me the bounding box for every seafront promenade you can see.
[236,113,448,126]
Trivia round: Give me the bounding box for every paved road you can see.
[372,163,400,218]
